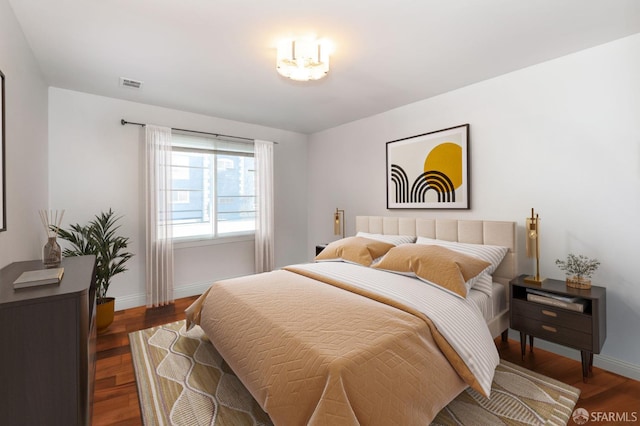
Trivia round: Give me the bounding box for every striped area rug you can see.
[129,320,580,425]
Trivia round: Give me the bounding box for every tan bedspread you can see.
[187,267,474,425]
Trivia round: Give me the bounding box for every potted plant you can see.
[555,253,600,289]
[55,209,134,333]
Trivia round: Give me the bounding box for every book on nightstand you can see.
[526,288,582,303]
[13,268,64,289]
[526,293,586,312]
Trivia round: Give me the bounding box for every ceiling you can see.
[8,0,640,134]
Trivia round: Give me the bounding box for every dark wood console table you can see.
[0,255,97,425]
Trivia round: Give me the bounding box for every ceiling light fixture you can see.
[276,38,330,81]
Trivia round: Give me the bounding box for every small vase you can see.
[43,237,62,268]
[566,276,591,289]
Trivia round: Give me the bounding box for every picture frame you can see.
[386,124,469,210]
[0,69,5,231]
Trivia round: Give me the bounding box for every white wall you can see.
[308,34,640,377]
[0,0,49,268]
[48,88,308,309]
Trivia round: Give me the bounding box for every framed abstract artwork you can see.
[386,124,469,209]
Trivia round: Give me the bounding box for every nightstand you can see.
[509,275,606,382]
[315,244,328,256]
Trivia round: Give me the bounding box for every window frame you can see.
[168,133,256,244]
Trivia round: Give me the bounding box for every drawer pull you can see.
[541,310,557,317]
[542,325,557,333]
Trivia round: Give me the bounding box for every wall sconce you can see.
[524,208,545,284]
[334,208,345,239]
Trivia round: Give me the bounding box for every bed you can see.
[186,216,517,425]
[354,216,517,341]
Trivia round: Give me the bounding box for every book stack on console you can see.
[526,288,587,313]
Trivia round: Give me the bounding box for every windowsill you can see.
[173,233,254,249]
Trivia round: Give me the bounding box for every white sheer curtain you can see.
[254,139,275,273]
[145,125,174,307]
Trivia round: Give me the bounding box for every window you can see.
[166,132,255,240]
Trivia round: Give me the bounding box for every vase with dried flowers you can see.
[555,253,600,289]
[39,209,65,268]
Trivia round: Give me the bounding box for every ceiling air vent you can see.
[119,77,143,89]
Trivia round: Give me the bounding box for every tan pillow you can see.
[372,244,491,297]
[315,237,395,266]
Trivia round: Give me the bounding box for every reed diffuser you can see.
[39,209,65,268]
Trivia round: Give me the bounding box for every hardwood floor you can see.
[93,296,640,425]
[497,340,640,424]
[93,296,200,426]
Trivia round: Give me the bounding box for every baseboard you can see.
[508,330,640,381]
[113,280,213,311]
[172,280,213,300]
[114,293,145,311]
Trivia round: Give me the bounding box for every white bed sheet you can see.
[467,281,506,321]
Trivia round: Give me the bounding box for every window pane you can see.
[217,155,255,235]
[169,145,256,240]
[170,152,211,224]
[172,154,190,180]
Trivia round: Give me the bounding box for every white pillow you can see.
[356,232,416,246]
[471,272,494,297]
[415,236,508,296]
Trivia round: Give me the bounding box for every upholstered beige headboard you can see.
[355,216,517,286]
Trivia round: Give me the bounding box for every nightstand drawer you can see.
[511,314,593,350]
[511,299,591,333]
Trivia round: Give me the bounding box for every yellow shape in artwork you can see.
[424,143,463,189]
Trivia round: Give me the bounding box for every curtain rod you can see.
[120,119,278,144]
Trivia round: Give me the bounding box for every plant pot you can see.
[566,276,592,290]
[96,297,115,334]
